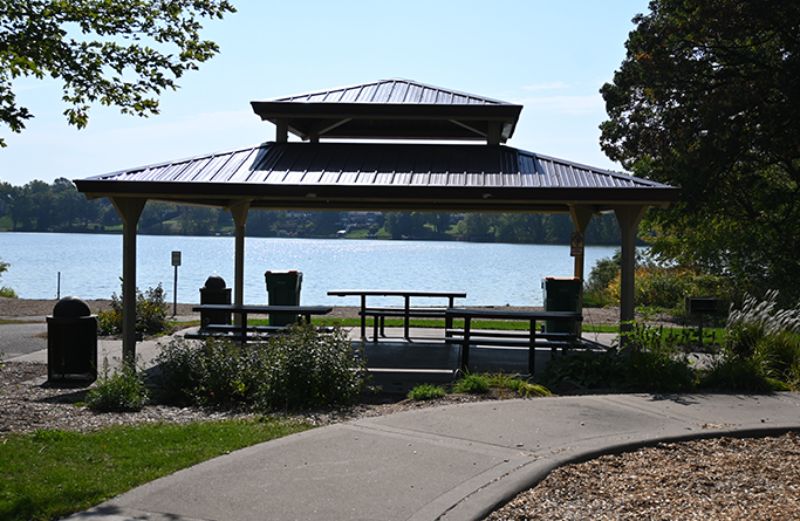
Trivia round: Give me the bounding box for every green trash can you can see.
[542,277,581,335]
[47,297,98,384]
[265,270,303,327]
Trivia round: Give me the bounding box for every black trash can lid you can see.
[52,297,91,318]
[204,275,227,290]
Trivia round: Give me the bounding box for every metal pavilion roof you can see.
[268,79,512,105]
[250,79,523,143]
[75,142,679,212]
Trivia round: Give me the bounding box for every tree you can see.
[0,257,15,297]
[600,0,800,303]
[0,0,235,146]
[455,213,493,242]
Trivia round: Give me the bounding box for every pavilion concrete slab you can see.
[64,393,800,521]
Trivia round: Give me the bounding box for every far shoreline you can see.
[0,229,627,248]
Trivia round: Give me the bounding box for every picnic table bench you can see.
[188,304,333,344]
[327,289,466,341]
[444,308,582,374]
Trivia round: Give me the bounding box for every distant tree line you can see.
[381,211,622,245]
[0,178,623,244]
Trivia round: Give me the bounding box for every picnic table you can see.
[191,304,333,344]
[445,308,582,374]
[327,289,466,341]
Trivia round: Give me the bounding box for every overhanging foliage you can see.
[600,0,800,302]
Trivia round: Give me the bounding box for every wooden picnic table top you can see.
[445,308,581,320]
[192,304,333,314]
[327,289,467,298]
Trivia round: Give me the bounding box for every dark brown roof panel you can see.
[270,79,511,106]
[77,142,678,212]
[251,79,523,142]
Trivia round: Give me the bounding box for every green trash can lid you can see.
[52,297,91,318]
[203,275,227,290]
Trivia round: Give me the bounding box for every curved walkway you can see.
[65,392,800,521]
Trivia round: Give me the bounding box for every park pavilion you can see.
[74,79,679,362]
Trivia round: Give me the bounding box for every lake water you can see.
[0,232,619,306]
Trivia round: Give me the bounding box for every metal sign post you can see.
[171,251,181,316]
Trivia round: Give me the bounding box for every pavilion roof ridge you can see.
[262,78,515,106]
[251,79,523,143]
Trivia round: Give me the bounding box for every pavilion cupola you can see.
[250,79,523,145]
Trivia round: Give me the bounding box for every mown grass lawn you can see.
[253,316,620,332]
[172,317,726,349]
[186,316,724,339]
[0,418,310,521]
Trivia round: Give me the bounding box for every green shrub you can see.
[726,322,764,359]
[609,267,731,312]
[97,282,168,336]
[194,339,254,406]
[487,374,551,397]
[407,384,447,401]
[453,373,490,394]
[584,252,732,311]
[624,349,695,392]
[543,323,695,393]
[704,291,800,391]
[583,253,620,307]
[97,308,121,336]
[157,327,365,412]
[756,332,800,388]
[155,337,268,407]
[257,325,365,411]
[699,355,779,392]
[542,351,624,391]
[153,337,204,405]
[0,258,16,298]
[543,349,694,393]
[86,364,149,412]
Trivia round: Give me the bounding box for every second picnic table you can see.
[445,308,582,374]
[327,289,466,340]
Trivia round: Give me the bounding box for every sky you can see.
[0,0,650,186]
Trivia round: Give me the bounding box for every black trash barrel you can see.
[199,275,232,328]
[47,297,97,384]
[542,277,582,335]
[265,270,303,327]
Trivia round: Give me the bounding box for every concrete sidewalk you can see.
[65,392,800,521]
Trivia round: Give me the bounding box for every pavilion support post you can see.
[276,120,288,143]
[614,205,646,338]
[111,197,146,368]
[487,122,501,145]
[229,201,250,325]
[568,206,594,282]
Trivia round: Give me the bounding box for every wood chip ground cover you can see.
[487,432,800,520]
